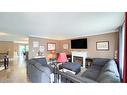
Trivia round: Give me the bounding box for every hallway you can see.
[0,57,30,83]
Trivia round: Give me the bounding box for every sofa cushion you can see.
[92,58,110,66]
[81,68,100,80]
[97,71,120,83]
[34,58,48,66]
[81,64,102,80]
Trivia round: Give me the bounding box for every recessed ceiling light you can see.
[0,32,8,36]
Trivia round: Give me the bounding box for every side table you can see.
[85,58,93,68]
[50,62,61,83]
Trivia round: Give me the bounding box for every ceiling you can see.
[0,12,124,42]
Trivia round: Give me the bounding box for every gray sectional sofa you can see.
[27,58,120,83]
[27,58,53,83]
[59,58,121,83]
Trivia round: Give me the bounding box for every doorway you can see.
[19,45,29,60]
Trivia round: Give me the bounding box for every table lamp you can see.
[48,50,56,63]
[57,53,68,63]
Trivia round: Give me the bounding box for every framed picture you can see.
[47,43,56,51]
[33,41,39,48]
[63,44,69,50]
[96,41,109,51]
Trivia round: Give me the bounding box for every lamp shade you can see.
[57,53,68,63]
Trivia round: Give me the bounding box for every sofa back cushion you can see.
[33,58,48,66]
[97,59,120,82]
[81,65,102,81]
[101,59,120,77]
[92,58,110,66]
[33,62,51,75]
[27,59,37,65]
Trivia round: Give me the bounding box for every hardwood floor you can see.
[0,57,30,83]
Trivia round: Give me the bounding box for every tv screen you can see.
[71,38,87,49]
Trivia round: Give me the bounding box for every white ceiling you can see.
[0,12,124,42]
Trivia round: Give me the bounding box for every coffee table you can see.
[59,62,81,74]
[49,62,61,83]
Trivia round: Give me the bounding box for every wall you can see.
[59,32,118,59]
[0,41,14,58]
[29,37,60,59]
[59,40,71,54]
[29,32,118,59]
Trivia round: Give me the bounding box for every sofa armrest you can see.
[58,71,82,83]
[29,62,52,77]
[67,72,97,83]
[59,71,97,83]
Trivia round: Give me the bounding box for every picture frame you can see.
[96,41,109,51]
[63,44,69,50]
[33,41,39,48]
[47,43,56,51]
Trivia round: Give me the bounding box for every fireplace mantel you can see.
[71,51,87,68]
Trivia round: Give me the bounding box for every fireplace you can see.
[73,56,83,66]
[72,51,87,68]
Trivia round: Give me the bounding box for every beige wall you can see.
[59,40,71,54]
[29,32,118,59]
[14,43,19,53]
[0,41,14,58]
[59,32,118,59]
[87,32,118,58]
[29,37,60,59]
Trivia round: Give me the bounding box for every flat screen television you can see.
[71,38,87,49]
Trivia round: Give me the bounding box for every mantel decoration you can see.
[47,43,56,51]
[96,41,109,51]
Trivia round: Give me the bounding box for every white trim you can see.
[121,24,125,78]
[71,51,87,68]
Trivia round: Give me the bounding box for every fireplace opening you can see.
[73,56,83,66]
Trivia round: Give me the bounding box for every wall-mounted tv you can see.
[71,38,87,49]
